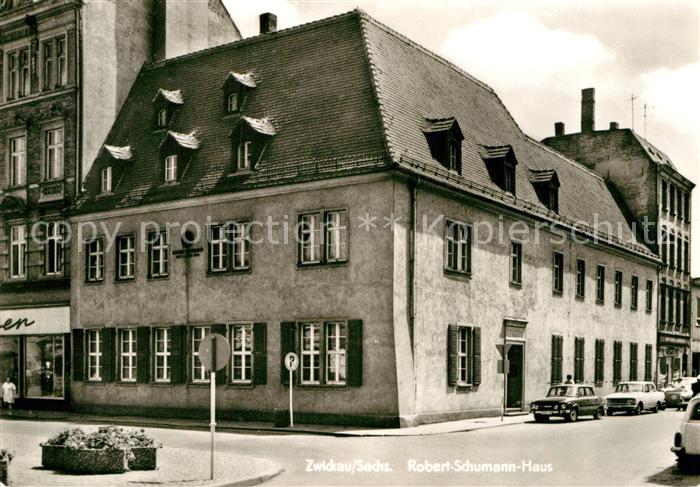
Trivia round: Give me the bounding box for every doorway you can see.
[506,343,524,410]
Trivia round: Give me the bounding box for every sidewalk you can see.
[0,408,531,437]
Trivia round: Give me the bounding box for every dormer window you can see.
[528,169,560,212]
[479,145,518,195]
[152,89,184,130]
[423,117,463,173]
[101,166,112,193]
[222,71,256,115]
[164,155,177,182]
[229,116,276,174]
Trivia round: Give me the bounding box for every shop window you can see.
[24,335,64,398]
[0,337,20,386]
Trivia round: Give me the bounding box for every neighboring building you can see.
[0,0,238,410]
[67,10,660,427]
[543,89,695,385]
[693,278,700,374]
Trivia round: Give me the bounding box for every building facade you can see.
[0,0,238,409]
[543,89,695,384]
[68,11,660,426]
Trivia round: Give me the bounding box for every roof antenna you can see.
[630,94,637,131]
[643,103,654,139]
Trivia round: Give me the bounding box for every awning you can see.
[0,306,70,336]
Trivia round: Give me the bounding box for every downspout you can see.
[75,5,83,196]
[409,177,418,402]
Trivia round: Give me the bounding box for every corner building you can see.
[70,11,658,426]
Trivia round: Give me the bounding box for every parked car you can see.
[530,384,605,422]
[671,396,700,470]
[663,377,696,410]
[605,381,665,415]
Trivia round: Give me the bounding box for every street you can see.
[2,409,700,486]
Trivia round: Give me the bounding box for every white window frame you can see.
[229,222,250,270]
[553,251,564,293]
[325,211,347,263]
[576,259,586,298]
[299,213,321,264]
[43,38,54,90]
[45,221,64,276]
[101,166,112,193]
[510,240,522,285]
[227,92,238,113]
[596,265,605,302]
[209,224,227,272]
[86,239,104,282]
[325,322,347,385]
[157,108,168,128]
[614,270,623,306]
[87,329,102,381]
[154,327,171,382]
[237,141,252,171]
[18,48,29,97]
[119,328,137,382]
[192,326,211,382]
[445,220,471,274]
[457,326,471,385]
[164,155,177,182]
[230,324,253,384]
[10,225,26,279]
[117,235,135,280]
[149,232,169,278]
[300,322,321,385]
[7,51,18,99]
[44,127,64,181]
[9,135,26,187]
[631,275,639,310]
[56,36,67,87]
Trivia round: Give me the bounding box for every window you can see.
[552,251,564,294]
[661,228,668,264]
[207,222,251,273]
[629,343,638,381]
[164,155,177,182]
[191,326,211,382]
[56,36,67,87]
[684,194,690,222]
[677,238,684,271]
[326,322,347,385]
[670,185,676,215]
[298,210,348,266]
[631,275,639,310]
[296,321,351,386]
[87,330,101,381]
[594,339,604,386]
[676,289,682,325]
[424,118,463,173]
[9,135,26,187]
[209,224,227,272]
[43,39,54,89]
[551,335,563,384]
[300,323,321,384]
[227,93,238,113]
[503,160,516,194]
[148,232,169,278]
[19,48,29,97]
[678,190,684,220]
[101,166,112,193]
[45,222,64,276]
[576,259,585,298]
[228,222,251,270]
[660,285,667,322]
[231,324,253,383]
[614,271,623,307]
[154,328,171,382]
[236,141,252,171]
[510,241,522,285]
[117,235,135,280]
[645,344,653,381]
[445,220,471,275]
[596,265,605,302]
[85,238,104,282]
[669,287,675,324]
[669,233,676,269]
[684,239,690,273]
[157,108,168,128]
[119,329,137,382]
[662,180,668,212]
[45,128,64,180]
[574,337,585,383]
[613,341,622,384]
[7,51,18,99]
[447,141,460,172]
[10,225,26,278]
[646,280,653,312]
[448,324,481,387]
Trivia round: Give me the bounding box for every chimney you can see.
[260,13,277,34]
[581,88,595,132]
[609,121,619,130]
[554,122,565,137]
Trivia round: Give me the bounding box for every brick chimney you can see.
[260,13,277,34]
[581,88,595,132]
[609,121,619,130]
[554,122,565,137]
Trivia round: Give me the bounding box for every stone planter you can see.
[128,447,157,470]
[41,445,128,474]
[0,459,9,486]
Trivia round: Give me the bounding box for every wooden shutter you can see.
[471,327,481,385]
[102,328,115,382]
[211,324,228,384]
[280,322,296,385]
[347,320,363,387]
[72,329,84,381]
[136,327,151,383]
[551,335,557,384]
[170,325,187,384]
[253,323,267,385]
[447,325,459,386]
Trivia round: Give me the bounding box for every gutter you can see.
[75,4,83,197]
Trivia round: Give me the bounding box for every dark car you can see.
[530,384,605,422]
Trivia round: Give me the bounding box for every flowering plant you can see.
[41,427,162,451]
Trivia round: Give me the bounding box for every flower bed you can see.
[41,427,160,474]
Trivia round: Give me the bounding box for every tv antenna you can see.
[630,94,637,131]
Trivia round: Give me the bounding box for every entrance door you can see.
[507,344,524,409]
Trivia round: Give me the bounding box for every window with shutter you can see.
[447,324,479,387]
[574,337,584,383]
[630,343,638,381]
[210,324,228,384]
[644,344,653,381]
[594,339,604,386]
[447,325,459,386]
[613,341,622,384]
[190,326,211,383]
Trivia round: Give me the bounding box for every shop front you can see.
[0,306,70,409]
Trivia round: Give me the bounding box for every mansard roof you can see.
[75,10,654,260]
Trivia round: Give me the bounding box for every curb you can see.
[207,467,283,487]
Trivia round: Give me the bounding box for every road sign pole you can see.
[289,368,294,427]
[210,370,216,480]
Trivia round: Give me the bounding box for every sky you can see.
[224,0,700,275]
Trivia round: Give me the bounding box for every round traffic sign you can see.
[198,333,231,372]
[285,352,299,371]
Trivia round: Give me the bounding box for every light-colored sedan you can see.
[605,381,665,415]
[672,396,700,470]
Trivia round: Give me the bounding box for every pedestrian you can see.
[692,376,700,397]
[564,375,573,384]
[2,378,16,415]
